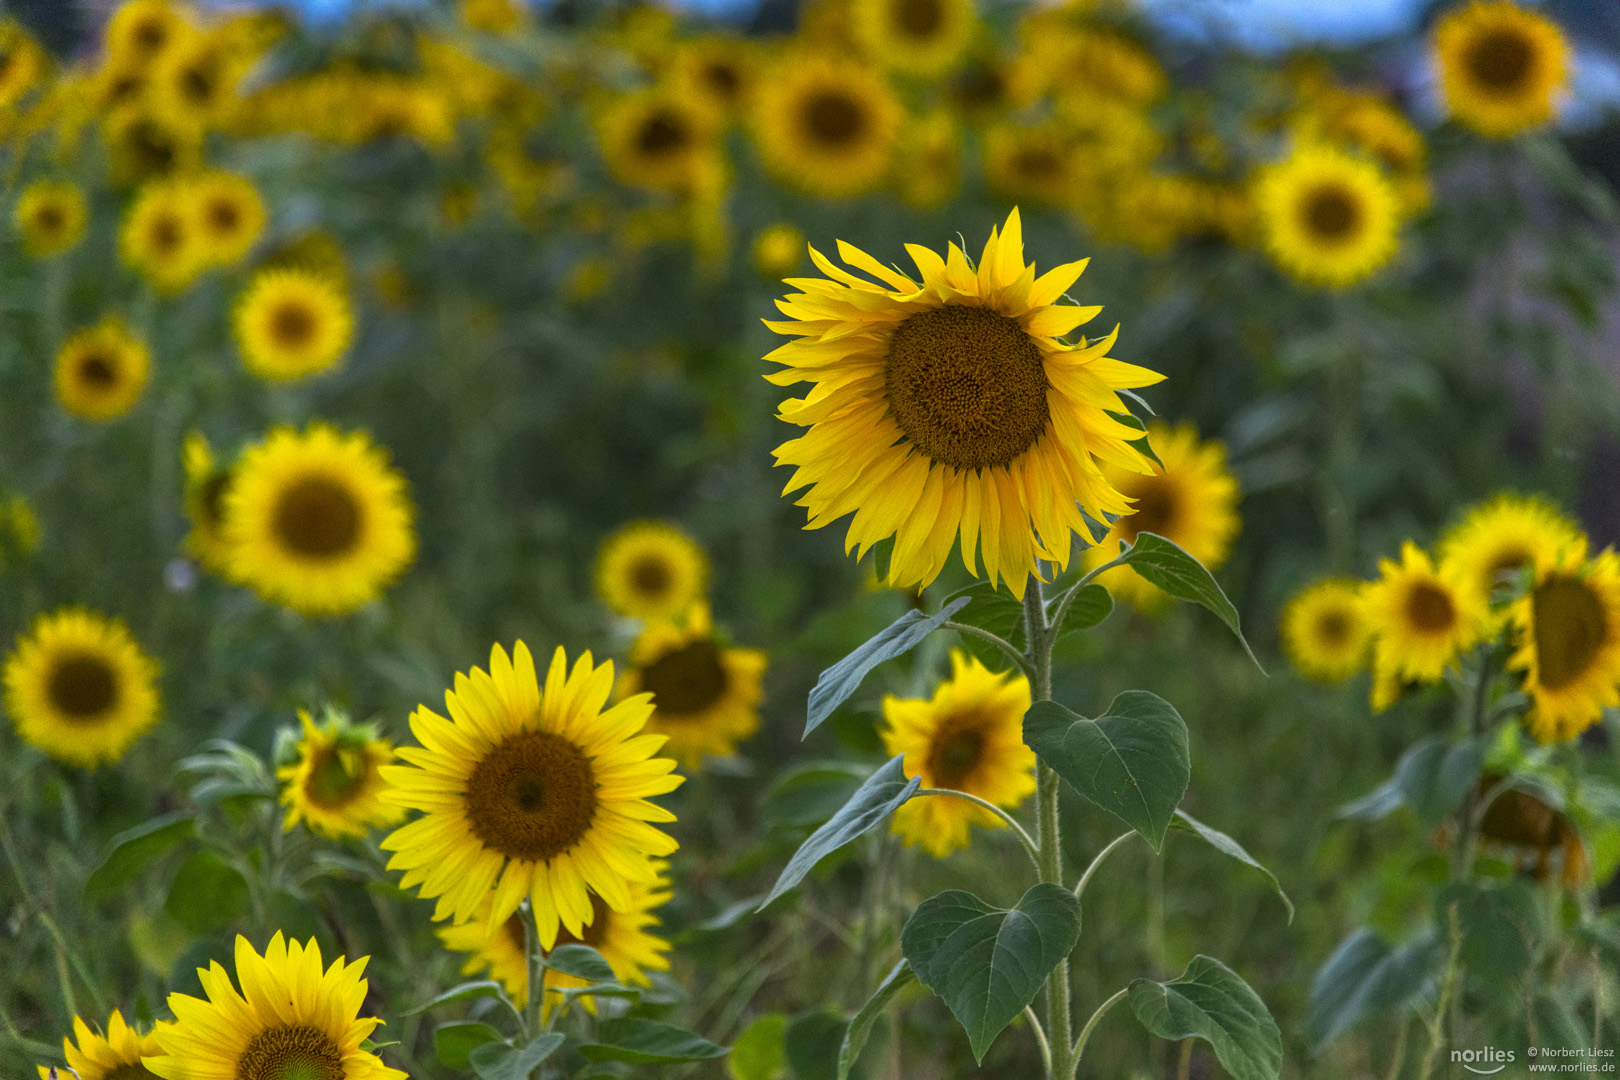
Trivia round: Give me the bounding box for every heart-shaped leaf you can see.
[546,943,615,983]
[804,598,969,737]
[1170,811,1293,923]
[1052,583,1113,639]
[1129,955,1282,1080]
[1112,534,1262,672]
[1308,929,1444,1050]
[469,1034,565,1080]
[838,960,914,1080]
[579,1018,728,1065]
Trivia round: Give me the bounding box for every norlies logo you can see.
[1453,1046,1517,1075]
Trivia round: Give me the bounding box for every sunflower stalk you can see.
[521,899,545,1042]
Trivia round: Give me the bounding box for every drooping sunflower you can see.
[55,318,151,422]
[880,649,1035,858]
[232,268,354,382]
[752,54,902,199]
[753,222,806,279]
[379,642,684,945]
[852,0,977,79]
[190,171,266,267]
[1080,422,1241,611]
[182,432,236,575]
[614,603,767,768]
[1255,143,1400,289]
[1438,493,1583,613]
[1281,578,1373,682]
[1363,541,1486,700]
[1508,541,1620,744]
[120,179,204,293]
[39,1010,163,1080]
[594,521,708,622]
[767,208,1163,598]
[3,608,161,767]
[596,89,721,194]
[148,933,404,1080]
[278,708,404,840]
[14,180,88,258]
[222,423,415,616]
[1434,0,1569,139]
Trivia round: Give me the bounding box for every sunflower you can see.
[981,122,1080,207]
[38,1010,163,1080]
[752,54,902,199]
[614,603,766,768]
[14,180,88,258]
[104,109,203,187]
[880,649,1034,858]
[459,0,526,34]
[104,0,186,66]
[0,21,46,110]
[1255,143,1400,289]
[1281,579,1372,682]
[278,708,404,840]
[1508,541,1620,743]
[182,432,236,575]
[852,0,976,79]
[379,642,684,946]
[1080,422,1240,611]
[1434,0,1569,139]
[149,27,244,136]
[233,268,354,382]
[3,608,160,767]
[1363,542,1486,703]
[896,109,960,209]
[596,89,721,194]
[148,933,404,1080]
[669,36,759,120]
[55,317,150,423]
[595,521,708,622]
[1438,493,1583,613]
[767,208,1163,598]
[190,171,266,267]
[120,179,204,293]
[223,424,414,616]
[753,223,805,279]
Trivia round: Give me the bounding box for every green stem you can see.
[1452,648,1493,880]
[1024,1005,1053,1078]
[521,900,544,1039]
[1072,987,1128,1063]
[916,788,1040,869]
[1074,833,1134,900]
[941,621,1034,678]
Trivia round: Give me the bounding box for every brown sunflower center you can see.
[464,731,598,861]
[1314,610,1351,648]
[33,204,65,235]
[894,0,944,37]
[78,352,119,388]
[132,17,169,54]
[638,640,727,717]
[802,90,866,148]
[269,301,319,351]
[637,110,690,158]
[236,1024,344,1080]
[304,745,365,807]
[627,554,673,601]
[703,61,740,100]
[180,59,220,108]
[1466,27,1534,93]
[1012,146,1062,183]
[1300,182,1362,243]
[128,121,179,174]
[885,305,1051,472]
[1532,574,1607,692]
[1404,581,1456,634]
[927,717,985,787]
[105,1063,161,1080]
[201,471,232,527]
[207,196,242,235]
[1119,476,1178,542]
[47,653,119,720]
[1486,548,1531,587]
[149,213,183,256]
[272,477,362,559]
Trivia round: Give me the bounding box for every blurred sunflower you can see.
[1281,579,1372,682]
[233,268,354,382]
[182,432,236,575]
[767,208,1162,597]
[1438,493,1583,612]
[1081,422,1240,610]
[104,109,202,186]
[1508,542,1620,743]
[881,650,1035,858]
[596,89,721,193]
[753,222,805,279]
[1256,143,1400,288]
[191,171,265,266]
[3,608,161,767]
[459,0,526,34]
[223,424,414,616]
[669,36,759,120]
[0,22,47,109]
[1435,0,1568,139]
[380,642,684,945]
[852,0,976,79]
[753,55,902,198]
[595,521,708,622]
[14,180,88,258]
[895,109,960,209]
[120,179,204,293]
[55,317,150,422]
[615,603,767,768]
[1363,542,1485,705]
[104,0,186,66]
[38,1010,162,1080]
[149,27,243,135]
[148,933,403,1080]
[981,121,1079,207]
[278,708,403,840]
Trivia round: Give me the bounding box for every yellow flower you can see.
[1508,541,1620,744]
[148,26,245,136]
[852,0,977,79]
[120,179,205,293]
[103,109,203,187]
[1437,493,1583,613]
[615,603,767,769]
[380,642,684,945]
[3,608,161,767]
[766,208,1162,598]
[753,222,806,279]
[104,0,187,67]
[1081,422,1241,611]
[1435,0,1569,139]
[596,89,722,194]
[190,171,266,267]
[981,121,1081,207]
[222,423,416,616]
[752,54,902,199]
[147,933,404,1080]
[182,432,236,576]
[1,493,41,566]
[895,108,960,209]
[278,708,404,840]
[1281,579,1372,682]
[668,36,760,120]
[55,317,151,422]
[595,521,708,622]
[881,650,1035,858]
[233,268,354,382]
[1363,542,1486,707]
[39,1009,163,1080]
[1255,143,1400,288]
[0,21,48,110]
[459,0,526,34]
[14,180,88,257]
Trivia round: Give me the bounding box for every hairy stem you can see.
[941,621,1034,678]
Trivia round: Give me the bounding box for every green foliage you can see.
[1308,930,1443,1050]
[803,598,970,736]
[1128,956,1283,1080]
[837,961,913,1080]
[578,1019,728,1066]
[468,1034,565,1080]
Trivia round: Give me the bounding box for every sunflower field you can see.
[3,0,1620,1076]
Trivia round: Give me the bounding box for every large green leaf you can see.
[469,1034,565,1080]
[1128,956,1282,1080]
[760,755,920,909]
[434,1022,505,1069]
[1337,737,1485,827]
[85,813,194,901]
[546,944,614,983]
[1052,583,1113,639]
[762,764,867,828]
[1436,881,1536,986]
[579,1019,728,1065]
[1170,811,1293,923]
[1308,929,1444,1050]
[163,851,248,935]
[803,597,969,737]
[838,960,914,1080]
[1024,693,1189,850]
[784,1011,850,1080]
[900,885,1080,1062]
[1112,533,1262,671]
[727,1013,788,1080]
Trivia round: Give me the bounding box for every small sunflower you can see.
[379,642,684,945]
[148,933,404,1080]
[981,121,1080,207]
[1281,579,1372,682]
[222,423,415,616]
[55,317,151,422]
[14,180,88,258]
[1080,422,1241,611]
[120,179,204,293]
[595,521,708,622]
[278,708,404,840]
[0,21,47,109]
[753,222,805,279]
[880,649,1035,858]
[1435,0,1569,139]
[596,89,721,194]
[149,27,243,136]
[1438,493,1583,612]
[182,432,236,575]
[1255,143,1400,289]
[669,36,759,120]
[459,0,526,34]
[752,54,902,199]
[190,171,266,267]
[233,268,354,382]
[38,1010,163,1080]
[104,109,203,187]
[1363,541,1486,703]
[3,608,161,767]
[104,0,186,66]
[1508,541,1620,744]
[615,603,767,768]
[896,108,960,209]
[852,0,977,79]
